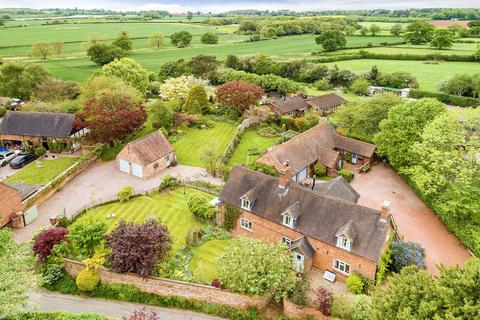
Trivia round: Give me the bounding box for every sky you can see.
[2,1,479,13]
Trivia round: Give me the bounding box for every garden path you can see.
[14,161,222,243]
[27,291,223,319]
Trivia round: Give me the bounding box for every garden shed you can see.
[116,131,175,179]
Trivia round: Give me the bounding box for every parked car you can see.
[9,153,38,169]
[0,150,19,166]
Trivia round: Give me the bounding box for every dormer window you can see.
[283,215,295,228]
[336,236,351,251]
[241,198,252,210]
[335,220,356,252]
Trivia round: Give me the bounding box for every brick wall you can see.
[64,259,270,310]
[233,209,378,281]
[0,183,23,227]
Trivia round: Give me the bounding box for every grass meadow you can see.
[323,59,480,91]
[228,128,280,167]
[173,120,238,167]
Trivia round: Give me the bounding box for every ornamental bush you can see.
[32,227,68,262]
[117,186,134,203]
[69,221,107,257]
[338,169,353,182]
[35,146,47,157]
[187,194,218,219]
[76,267,100,292]
[222,205,241,231]
[350,78,370,95]
[315,286,333,316]
[391,240,426,272]
[314,163,327,177]
[346,274,365,294]
[182,84,209,114]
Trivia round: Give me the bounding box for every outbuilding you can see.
[116,131,175,179]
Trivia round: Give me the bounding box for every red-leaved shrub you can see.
[32,227,68,262]
[315,286,333,316]
[215,81,265,114]
[123,308,159,320]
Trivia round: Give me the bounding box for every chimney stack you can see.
[380,200,391,222]
[278,161,291,189]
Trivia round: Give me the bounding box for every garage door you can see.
[132,163,143,178]
[119,159,130,173]
[297,167,307,182]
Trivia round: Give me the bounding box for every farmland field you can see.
[34,35,404,82]
[323,59,480,91]
[338,42,478,56]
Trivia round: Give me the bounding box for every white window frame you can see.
[241,198,252,211]
[336,235,351,251]
[240,218,252,231]
[283,214,294,228]
[282,236,292,246]
[333,259,351,275]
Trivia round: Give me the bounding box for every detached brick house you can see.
[268,93,345,117]
[116,131,175,179]
[257,121,376,182]
[220,166,392,282]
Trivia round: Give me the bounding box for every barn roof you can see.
[306,93,346,110]
[0,111,75,138]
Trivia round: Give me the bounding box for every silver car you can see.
[0,150,20,167]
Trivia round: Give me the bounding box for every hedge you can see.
[314,51,479,63]
[409,90,480,108]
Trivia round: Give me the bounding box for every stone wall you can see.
[64,259,270,310]
[283,299,329,320]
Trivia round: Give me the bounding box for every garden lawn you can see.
[228,128,280,166]
[173,120,237,167]
[71,188,213,252]
[189,239,233,284]
[323,59,480,92]
[5,157,78,185]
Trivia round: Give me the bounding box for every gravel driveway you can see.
[14,161,222,243]
[351,164,471,275]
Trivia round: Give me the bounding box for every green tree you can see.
[85,32,103,49]
[86,43,127,66]
[171,31,193,48]
[0,229,41,316]
[344,25,356,35]
[51,41,64,56]
[360,26,368,36]
[315,30,347,52]
[151,100,174,131]
[369,24,381,36]
[148,32,165,49]
[332,93,403,142]
[78,75,143,107]
[112,34,133,52]
[30,41,52,59]
[158,59,192,81]
[430,29,454,50]
[99,58,150,94]
[369,266,439,320]
[390,24,403,36]
[349,78,370,95]
[187,55,220,79]
[69,221,108,257]
[187,11,193,21]
[217,238,294,302]
[260,26,278,39]
[404,20,434,44]
[0,62,51,100]
[182,83,209,114]
[447,23,465,36]
[374,98,446,170]
[200,147,220,176]
[201,32,219,44]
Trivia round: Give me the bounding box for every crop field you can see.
[34,35,403,81]
[337,42,478,56]
[323,59,479,91]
